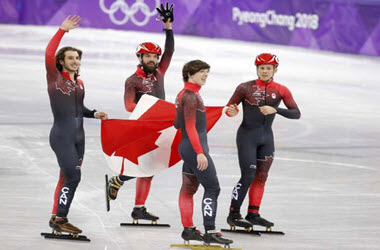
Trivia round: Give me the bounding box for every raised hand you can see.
[60,15,81,31]
[156,2,174,23]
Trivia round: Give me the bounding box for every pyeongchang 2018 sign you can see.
[0,0,378,56]
[99,0,161,26]
[232,7,319,31]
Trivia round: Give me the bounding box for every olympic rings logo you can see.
[99,0,160,26]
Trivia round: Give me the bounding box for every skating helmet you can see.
[136,42,162,57]
[255,53,279,67]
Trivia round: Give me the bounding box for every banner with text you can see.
[1,0,379,56]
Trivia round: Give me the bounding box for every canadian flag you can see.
[101,95,223,177]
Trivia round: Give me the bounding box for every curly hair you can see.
[55,46,82,72]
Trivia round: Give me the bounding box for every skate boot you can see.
[107,176,123,200]
[51,217,82,235]
[203,230,233,246]
[49,214,56,228]
[227,212,253,230]
[131,206,159,223]
[246,212,274,229]
[181,227,204,243]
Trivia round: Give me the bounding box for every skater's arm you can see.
[83,97,96,118]
[124,78,137,112]
[183,93,203,155]
[183,95,208,171]
[157,20,174,75]
[45,29,66,80]
[83,105,108,119]
[78,80,97,118]
[45,15,81,82]
[225,84,244,117]
[276,85,301,119]
[83,106,97,118]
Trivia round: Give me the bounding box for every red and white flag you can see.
[101,95,223,177]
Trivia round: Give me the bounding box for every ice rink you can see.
[1,24,380,250]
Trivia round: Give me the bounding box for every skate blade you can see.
[221,228,261,236]
[170,244,241,250]
[131,218,156,224]
[105,174,110,212]
[228,225,253,231]
[171,243,205,248]
[194,247,241,250]
[41,232,90,241]
[120,222,170,227]
[253,229,285,235]
[250,225,284,235]
[132,219,159,224]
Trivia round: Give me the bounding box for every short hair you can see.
[182,60,210,82]
[55,46,82,72]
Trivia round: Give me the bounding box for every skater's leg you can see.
[50,170,64,227]
[52,170,64,215]
[179,166,199,228]
[248,137,274,214]
[192,154,220,232]
[49,131,83,234]
[107,174,134,201]
[246,137,275,228]
[178,158,203,242]
[129,176,159,220]
[229,128,258,213]
[135,176,153,206]
[247,157,273,213]
[179,141,220,232]
[51,140,82,218]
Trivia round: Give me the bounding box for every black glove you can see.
[156,2,174,23]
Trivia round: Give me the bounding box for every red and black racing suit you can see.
[175,82,221,232]
[227,79,301,214]
[46,29,96,217]
[118,29,174,206]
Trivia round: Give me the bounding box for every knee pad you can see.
[181,174,199,195]
[255,171,268,183]
[205,182,221,197]
[256,157,272,183]
[240,172,256,186]
[214,185,221,197]
[65,172,81,187]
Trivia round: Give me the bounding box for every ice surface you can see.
[0,24,380,250]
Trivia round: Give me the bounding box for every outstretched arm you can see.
[157,3,174,75]
[83,106,108,119]
[45,15,81,82]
